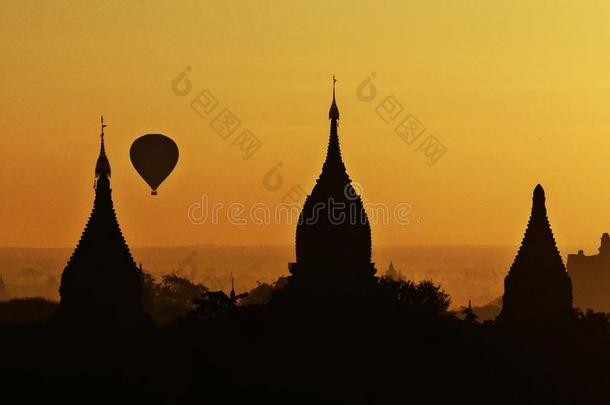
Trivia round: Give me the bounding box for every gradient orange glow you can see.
[2,1,610,248]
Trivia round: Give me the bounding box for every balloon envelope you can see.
[130,134,179,195]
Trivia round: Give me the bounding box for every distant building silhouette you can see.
[230,274,236,304]
[462,300,478,323]
[567,233,610,312]
[288,78,376,295]
[496,185,573,326]
[384,261,404,280]
[53,117,153,333]
[0,274,8,301]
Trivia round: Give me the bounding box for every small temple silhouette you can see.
[496,185,573,326]
[384,261,404,280]
[230,274,236,304]
[288,77,376,295]
[53,117,153,333]
[568,233,610,312]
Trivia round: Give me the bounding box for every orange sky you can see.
[2,1,610,248]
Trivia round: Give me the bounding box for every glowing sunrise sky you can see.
[2,0,610,248]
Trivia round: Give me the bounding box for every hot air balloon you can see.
[130,134,179,195]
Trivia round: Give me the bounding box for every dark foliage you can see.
[0,297,58,324]
[462,303,479,323]
[376,276,451,317]
[239,276,288,306]
[143,273,208,326]
[2,277,610,404]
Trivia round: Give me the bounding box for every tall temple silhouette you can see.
[567,233,610,312]
[496,185,573,326]
[53,117,153,333]
[288,78,376,294]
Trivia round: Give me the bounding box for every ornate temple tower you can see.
[288,78,376,294]
[496,185,573,326]
[54,117,153,333]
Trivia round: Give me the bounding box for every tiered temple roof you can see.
[288,78,376,294]
[54,117,152,333]
[497,185,573,326]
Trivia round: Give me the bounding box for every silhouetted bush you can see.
[575,308,610,335]
[143,273,208,326]
[0,297,58,324]
[183,290,235,322]
[4,277,610,404]
[240,276,288,306]
[376,277,451,317]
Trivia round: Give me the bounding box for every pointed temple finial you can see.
[230,274,236,303]
[95,115,111,180]
[100,115,107,140]
[329,75,339,121]
[322,75,344,171]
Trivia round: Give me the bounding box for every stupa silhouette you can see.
[288,77,376,295]
[53,117,153,333]
[496,184,573,326]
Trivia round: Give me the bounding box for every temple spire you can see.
[322,76,346,175]
[101,115,107,141]
[288,78,376,295]
[496,184,573,326]
[95,115,111,180]
[54,119,153,333]
[230,274,236,303]
[328,75,339,121]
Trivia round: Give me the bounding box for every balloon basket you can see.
[151,190,158,196]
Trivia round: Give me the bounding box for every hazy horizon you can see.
[1,243,605,310]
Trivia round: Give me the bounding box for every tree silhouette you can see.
[143,273,208,326]
[376,277,450,317]
[240,276,288,306]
